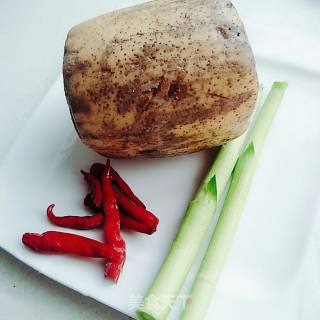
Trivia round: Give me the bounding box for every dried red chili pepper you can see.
[90,162,146,208]
[83,193,101,213]
[22,158,159,282]
[115,189,159,228]
[111,166,146,208]
[102,160,126,282]
[81,170,103,208]
[120,213,157,235]
[47,204,104,230]
[22,231,121,261]
[83,193,156,234]
[89,163,104,179]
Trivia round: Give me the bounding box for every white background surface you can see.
[1,1,320,320]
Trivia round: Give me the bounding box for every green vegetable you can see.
[181,82,288,320]
[136,89,264,320]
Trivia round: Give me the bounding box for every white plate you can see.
[1,1,320,320]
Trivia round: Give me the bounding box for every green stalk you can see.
[136,89,263,320]
[181,82,288,320]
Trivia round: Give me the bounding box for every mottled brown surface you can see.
[216,27,229,39]
[63,0,259,158]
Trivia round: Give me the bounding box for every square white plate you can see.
[1,1,320,319]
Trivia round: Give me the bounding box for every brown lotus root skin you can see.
[63,0,258,158]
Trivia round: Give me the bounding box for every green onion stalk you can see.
[181,82,288,320]
[136,88,264,320]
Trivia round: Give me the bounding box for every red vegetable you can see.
[89,163,104,179]
[90,162,146,208]
[102,160,126,282]
[83,193,157,234]
[81,170,103,208]
[115,189,159,229]
[83,193,101,213]
[22,231,121,261]
[47,204,104,230]
[120,213,157,235]
[22,158,157,283]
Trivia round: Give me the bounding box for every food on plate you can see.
[22,231,121,260]
[101,159,126,282]
[180,82,288,320]
[119,213,158,235]
[47,204,104,230]
[80,170,103,208]
[22,160,159,282]
[63,0,258,158]
[84,162,159,232]
[22,0,287,309]
[90,163,146,208]
[136,82,288,320]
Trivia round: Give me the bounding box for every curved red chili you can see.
[102,160,126,282]
[83,193,101,213]
[47,204,104,230]
[90,162,146,208]
[81,170,103,208]
[120,213,157,235]
[22,231,121,261]
[115,189,159,228]
[83,194,156,234]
